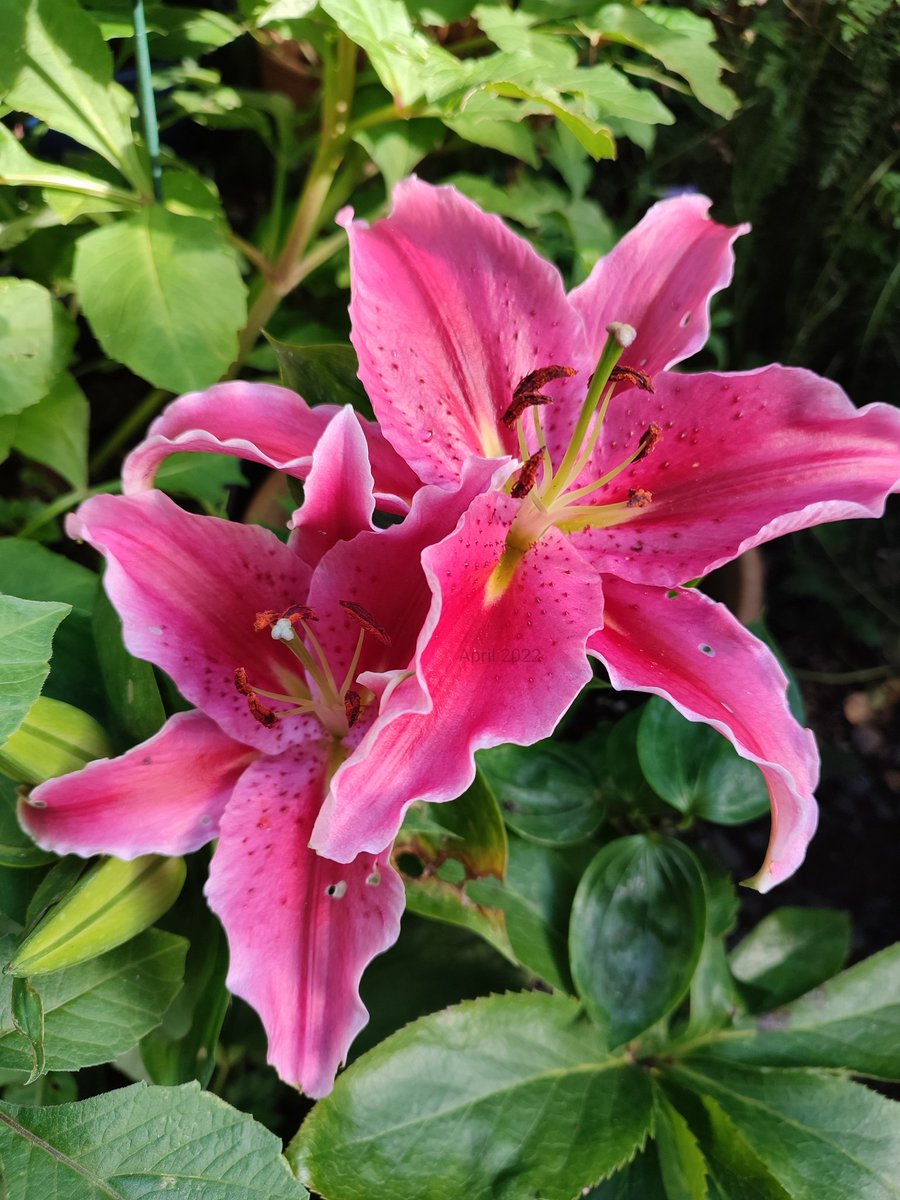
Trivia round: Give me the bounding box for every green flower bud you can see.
[7,854,186,976]
[0,696,112,785]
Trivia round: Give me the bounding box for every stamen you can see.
[234,667,253,696]
[271,618,294,641]
[254,604,317,633]
[248,696,278,727]
[340,601,391,646]
[345,690,362,728]
[510,450,544,499]
[610,365,654,393]
[627,488,653,508]
[607,321,636,347]
[501,364,576,427]
[634,423,662,463]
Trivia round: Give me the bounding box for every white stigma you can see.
[606,321,636,348]
[270,618,295,641]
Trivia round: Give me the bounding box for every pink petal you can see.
[70,491,319,754]
[568,367,900,587]
[313,489,605,861]
[306,455,506,685]
[121,380,420,514]
[589,577,820,891]
[20,712,256,857]
[204,747,404,1096]
[289,406,376,567]
[569,195,748,374]
[341,178,588,487]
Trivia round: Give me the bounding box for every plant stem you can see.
[19,482,122,541]
[89,389,169,476]
[132,0,163,202]
[232,32,357,369]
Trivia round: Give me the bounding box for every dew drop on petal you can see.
[366,871,381,887]
[325,880,348,899]
[421,430,434,443]
[699,643,715,657]
[149,625,163,636]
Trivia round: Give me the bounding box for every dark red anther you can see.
[634,423,662,463]
[611,365,654,393]
[340,600,391,645]
[510,449,544,499]
[344,689,362,727]
[248,695,278,727]
[626,488,653,509]
[501,364,576,427]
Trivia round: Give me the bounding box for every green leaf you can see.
[155,450,246,513]
[319,0,434,106]
[10,976,45,1082]
[270,338,368,410]
[0,929,187,1072]
[695,942,900,1080]
[667,1060,900,1200]
[0,124,138,207]
[653,1087,708,1200]
[0,279,76,418]
[353,118,445,193]
[0,594,71,744]
[477,738,603,845]
[583,4,738,119]
[0,0,146,188]
[728,907,851,1010]
[0,695,111,785]
[290,992,653,1200]
[74,207,247,392]
[587,1145,667,1198]
[396,772,511,958]
[11,371,89,489]
[0,541,103,720]
[0,775,55,869]
[598,707,663,816]
[92,587,166,747]
[637,697,770,825]
[0,1080,308,1198]
[467,833,589,989]
[569,835,707,1046]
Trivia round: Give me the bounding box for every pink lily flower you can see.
[306,178,900,892]
[19,407,497,1096]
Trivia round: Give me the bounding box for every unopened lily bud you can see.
[0,697,112,785]
[7,854,186,976]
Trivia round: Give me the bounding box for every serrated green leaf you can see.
[728,907,851,1010]
[290,992,653,1200]
[0,0,147,188]
[667,1060,900,1200]
[478,738,604,845]
[0,279,76,418]
[0,929,187,1072]
[569,835,707,1046]
[653,1087,708,1200]
[586,1144,667,1198]
[637,697,770,825]
[582,4,738,119]
[0,1080,308,1198]
[11,371,89,490]
[74,207,246,392]
[0,124,138,206]
[353,118,445,193]
[692,942,900,1080]
[0,594,71,744]
[270,339,368,410]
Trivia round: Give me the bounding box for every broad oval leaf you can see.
[270,338,368,411]
[0,929,186,1072]
[74,208,247,393]
[637,696,770,825]
[569,835,707,1045]
[290,991,653,1200]
[0,594,71,744]
[0,1080,308,1198]
[0,279,76,418]
[477,739,604,845]
[728,906,851,1011]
